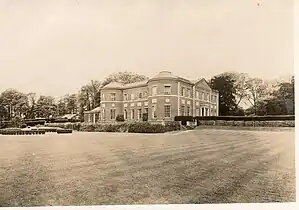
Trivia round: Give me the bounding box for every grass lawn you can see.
[0,127,295,206]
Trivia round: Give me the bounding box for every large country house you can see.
[84,71,219,123]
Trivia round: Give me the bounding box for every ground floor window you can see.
[137,109,142,120]
[131,109,135,119]
[181,105,185,116]
[187,106,190,116]
[152,105,157,118]
[110,109,116,119]
[124,109,127,120]
[164,105,171,118]
[145,107,148,113]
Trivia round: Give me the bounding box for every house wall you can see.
[84,74,219,123]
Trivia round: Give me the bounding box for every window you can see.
[124,94,128,101]
[152,105,157,118]
[152,86,157,96]
[124,109,127,120]
[196,91,199,99]
[131,93,135,100]
[181,87,185,96]
[201,92,204,100]
[181,105,185,116]
[145,107,148,113]
[102,109,105,119]
[144,91,148,98]
[102,93,105,101]
[110,109,116,119]
[207,94,210,101]
[187,89,191,98]
[164,85,171,95]
[138,92,142,99]
[131,109,135,119]
[137,109,142,120]
[110,93,116,101]
[187,106,190,116]
[164,105,171,118]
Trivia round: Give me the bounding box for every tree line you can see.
[0,71,294,123]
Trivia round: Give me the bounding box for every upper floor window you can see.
[201,92,204,100]
[102,93,105,101]
[187,89,191,98]
[206,93,210,101]
[110,93,116,101]
[131,93,135,100]
[181,87,185,96]
[152,86,157,96]
[196,91,199,99]
[144,91,148,98]
[138,92,142,99]
[124,94,128,101]
[164,85,171,95]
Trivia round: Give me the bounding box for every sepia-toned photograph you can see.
[0,0,295,207]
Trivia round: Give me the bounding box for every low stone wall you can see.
[196,120,295,127]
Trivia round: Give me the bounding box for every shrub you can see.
[128,122,165,133]
[116,114,125,122]
[164,121,181,132]
[80,123,96,132]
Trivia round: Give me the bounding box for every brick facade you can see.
[84,71,219,123]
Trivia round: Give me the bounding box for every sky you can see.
[0,0,294,97]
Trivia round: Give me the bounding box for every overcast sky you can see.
[0,0,294,97]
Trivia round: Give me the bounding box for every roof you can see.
[150,71,178,81]
[123,80,148,89]
[101,82,123,89]
[60,114,78,119]
[89,107,101,113]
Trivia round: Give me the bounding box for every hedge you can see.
[78,121,182,133]
[192,115,294,121]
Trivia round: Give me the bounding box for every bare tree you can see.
[244,77,270,115]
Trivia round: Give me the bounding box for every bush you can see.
[128,122,166,133]
[116,114,125,122]
[80,123,96,132]
[164,121,181,132]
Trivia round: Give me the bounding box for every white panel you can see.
[187,100,190,105]
[137,102,141,107]
[112,103,115,107]
[181,99,185,104]
[144,101,148,106]
[165,98,170,103]
[101,104,105,108]
[152,99,157,103]
[124,103,127,107]
[130,103,134,107]
[196,101,199,106]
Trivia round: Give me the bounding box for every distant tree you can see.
[244,77,270,115]
[26,92,37,119]
[56,98,68,116]
[65,94,78,114]
[270,76,294,114]
[35,95,57,118]
[0,89,29,119]
[209,74,237,116]
[102,71,148,86]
